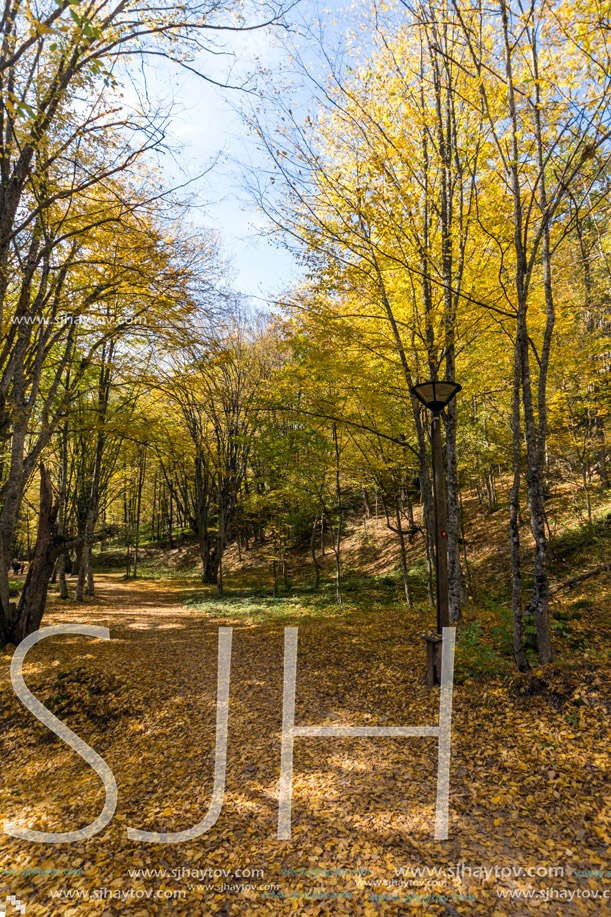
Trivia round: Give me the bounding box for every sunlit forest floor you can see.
[1,511,611,917]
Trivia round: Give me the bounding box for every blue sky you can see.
[123,15,303,306]
[120,0,382,307]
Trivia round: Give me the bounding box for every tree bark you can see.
[500,0,552,665]
[332,424,342,606]
[394,495,413,610]
[9,466,73,645]
[132,445,146,580]
[310,515,321,588]
[510,339,529,672]
[57,412,70,599]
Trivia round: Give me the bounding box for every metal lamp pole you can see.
[431,410,449,634]
[411,381,461,684]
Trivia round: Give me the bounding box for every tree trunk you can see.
[76,351,112,600]
[510,339,530,672]
[403,484,415,529]
[85,543,94,594]
[501,0,552,666]
[458,488,472,599]
[332,425,342,606]
[0,417,32,636]
[362,485,371,520]
[310,515,321,589]
[133,446,146,580]
[11,466,69,645]
[528,21,554,665]
[596,413,608,488]
[394,495,412,610]
[282,537,287,589]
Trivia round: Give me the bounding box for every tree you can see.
[0,182,220,643]
[245,1,488,620]
[246,0,611,665]
[0,0,291,644]
[165,309,273,587]
[452,0,611,665]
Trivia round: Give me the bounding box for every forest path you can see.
[0,573,608,916]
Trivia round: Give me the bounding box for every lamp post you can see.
[411,381,461,683]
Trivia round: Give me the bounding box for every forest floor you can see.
[1,515,611,917]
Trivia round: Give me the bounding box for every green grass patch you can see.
[183,573,427,624]
[184,588,352,624]
[120,565,200,583]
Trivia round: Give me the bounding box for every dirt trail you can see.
[0,574,608,916]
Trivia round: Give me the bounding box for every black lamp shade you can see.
[411,380,462,414]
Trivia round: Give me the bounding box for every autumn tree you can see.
[0,0,291,644]
[244,0,611,666]
[163,308,275,588]
[449,0,611,666]
[244,0,489,620]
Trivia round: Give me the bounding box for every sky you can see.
[120,0,379,308]
[124,13,304,307]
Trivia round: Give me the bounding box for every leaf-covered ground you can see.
[0,572,610,916]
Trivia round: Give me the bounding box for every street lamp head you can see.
[410,380,462,415]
